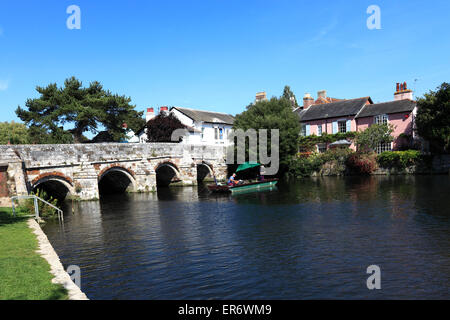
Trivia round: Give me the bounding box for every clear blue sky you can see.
[1,0,449,122]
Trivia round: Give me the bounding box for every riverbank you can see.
[0,207,88,300]
[288,150,450,178]
[0,207,68,299]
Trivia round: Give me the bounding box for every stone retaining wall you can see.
[28,219,88,300]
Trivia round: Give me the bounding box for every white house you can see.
[137,106,234,146]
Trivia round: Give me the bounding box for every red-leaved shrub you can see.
[346,153,377,174]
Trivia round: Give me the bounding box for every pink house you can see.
[296,83,417,153]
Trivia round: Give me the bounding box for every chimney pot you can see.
[146,107,156,122]
[317,90,327,99]
[394,81,413,101]
[160,106,169,115]
[255,91,267,103]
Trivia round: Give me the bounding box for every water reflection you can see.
[43,175,450,299]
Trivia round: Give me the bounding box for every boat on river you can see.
[208,178,278,194]
[208,162,278,194]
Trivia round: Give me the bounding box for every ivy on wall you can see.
[298,132,358,151]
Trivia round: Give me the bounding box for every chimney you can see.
[255,91,267,103]
[394,81,413,101]
[303,93,314,109]
[146,108,155,122]
[317,90,327,100]
[160,106,169,115]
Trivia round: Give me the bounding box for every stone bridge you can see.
[0,143,227,204]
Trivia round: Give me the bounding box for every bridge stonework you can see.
[0,143,227,202]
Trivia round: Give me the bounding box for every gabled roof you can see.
[297,97,372,122]
[171,107,234,125]
[356,99,416,118]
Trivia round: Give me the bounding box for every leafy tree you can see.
[145,112,186,142]
[415,82,450,153]
[233,97,301,173]
[16,77,145,143]
[281,85,298,109]
[0,121,30,145]
[355,123,394,153]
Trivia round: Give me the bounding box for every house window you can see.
[214,128,218,140]
[338,120,347,133]
[317,125,322,136]
[375,114,389,125]
[317,143,327,153]
[376,142,392,154]
[201,127,204,140]
[219,128,223,140]
[301,126,307,137]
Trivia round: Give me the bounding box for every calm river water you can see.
[42,175,450,299]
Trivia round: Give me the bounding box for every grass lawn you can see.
[0,207,68,300]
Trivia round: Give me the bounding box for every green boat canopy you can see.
[236,162,261,172]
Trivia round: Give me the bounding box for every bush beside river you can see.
[287,149,444,178]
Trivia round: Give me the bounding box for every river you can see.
[42,175,450,299]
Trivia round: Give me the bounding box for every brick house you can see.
[296,83,417,153]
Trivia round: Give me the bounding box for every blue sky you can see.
[1,0,449,123]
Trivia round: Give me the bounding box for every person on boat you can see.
[228,173,243,186]
[258,165,266,181]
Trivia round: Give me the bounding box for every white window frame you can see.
[317,143,327,153]
[376,142,392,154]
[214,127,218,140]
[375,114,389,125]
[338,120,347,133]
[317,125,322,136]
[301,125,307,137]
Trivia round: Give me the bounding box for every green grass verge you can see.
[0,207,68,300]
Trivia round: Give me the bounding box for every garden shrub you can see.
[288,148,354,177]
[346,153,377,174]
[377,150,420,169]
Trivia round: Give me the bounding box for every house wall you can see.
[197,122,233,146]
[304,116,357,136]
[302,111,414,152]
[140,109,233,146]
[356,111,414,150]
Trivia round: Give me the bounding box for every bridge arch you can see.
[98,166,137,195]
[196,161,214,182]
[155,161,181,187]
[31,172,75,201]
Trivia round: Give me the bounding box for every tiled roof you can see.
[172,107,234,125]
[297,97,372,122]
[314,97,343,104]
[356,99,416,118]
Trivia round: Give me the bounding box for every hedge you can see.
[376,150,421,169]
